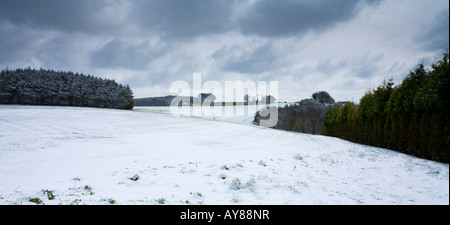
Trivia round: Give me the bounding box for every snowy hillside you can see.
[0,105,448,205]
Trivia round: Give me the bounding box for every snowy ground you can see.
[0,105,448,205]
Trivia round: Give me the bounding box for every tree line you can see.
[254,91,338,135]
[324,53,449,163]
[254,53,448,163]
[0,67,134,110]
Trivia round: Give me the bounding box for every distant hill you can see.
[0,67,134,110]
[134,93,277,106]
[134,95,194,106]
[134,93,217,106]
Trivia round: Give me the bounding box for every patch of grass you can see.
[190,192,203,198]
[83,185,95,195]
[101,198,116,205]
[28,197,42,204]
[221,165,230,170]
[129,174,140,181]
[83,185,92,191]
[156,198,166,204]
[41,189,55,200]
[71,199,82,205]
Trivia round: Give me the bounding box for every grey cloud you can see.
[130,0,235,39]
[0,0,381,40]
[213,41,277,74]
[130,0,382,39]
[416,10,449,52]
[350,53,384,78]
[314,54,384,82]
[0,22,43,64]
[1,0,446,102]
[90,38,170,70]
[0,21,100,71]
[0,0,236,39]
[315,59,348,75]
[236,0,376,37]
[120,71,167,88]
[0,0,128,35]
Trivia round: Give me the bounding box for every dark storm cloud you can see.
[128,0,381,39]
[0,0,381,39]
[0,22,42,63]
[90,38,170,70]
[0,0,121,34]
[237,0,378,37]
[130,0,235,39]
[0,0,432,71]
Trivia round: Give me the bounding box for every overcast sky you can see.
[0,0,448,101]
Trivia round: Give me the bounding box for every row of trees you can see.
[276,99,328,134]
[0,68,134,110]
[324,53,449,163]
[254,92,335,135]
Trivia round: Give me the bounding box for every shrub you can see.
[28,197,43,204]
[129,174,140,181]
[156,198,166,204]
[41,189,55,200]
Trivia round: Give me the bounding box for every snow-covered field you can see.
[0,105,448,205]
